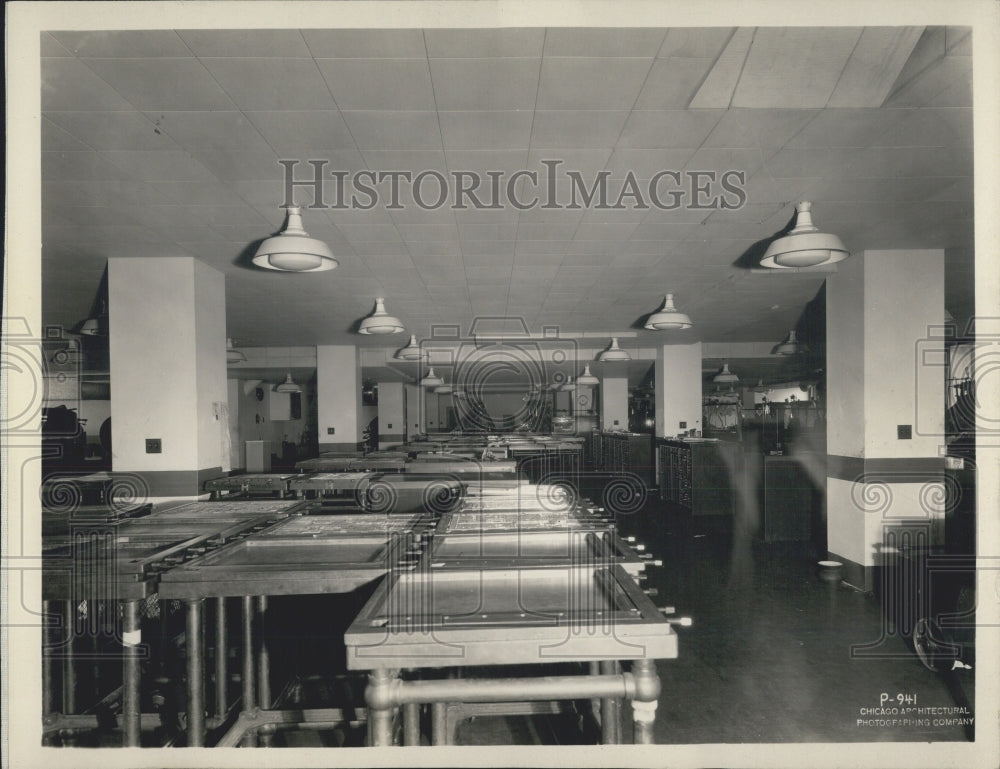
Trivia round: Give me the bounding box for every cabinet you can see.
[601,432,655,487]
[657,439,739,517]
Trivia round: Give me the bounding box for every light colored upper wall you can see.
[826,255,866,458]
[193,260,227,470]
[316,345,362,443]
[109,257,198,472]
[862,250,944,458]
[654,342,702,438]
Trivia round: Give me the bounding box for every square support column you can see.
[654,343,702,439]
[317,345,363,453]
[826,250,946,591]
[109,257,227,497]
[601,377,628,431]
[378,382,405,448]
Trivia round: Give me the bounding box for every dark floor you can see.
[275,495,975,747]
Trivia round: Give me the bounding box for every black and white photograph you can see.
[2,1,998,768]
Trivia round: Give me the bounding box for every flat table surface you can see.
[345,564,676,669]
[42,501,300,599]
[157,512,430,599]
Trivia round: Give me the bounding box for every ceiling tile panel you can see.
[732,27,863,108]
[242,111,355,154]
[41,32,73,58]
[188,148,282,181]
[618,110,724,149]
[316,58,435,110]
[148,111,272,150]
[532,110,630,149]
[41,58,135,111]
[424,28,545,59]
[42,151,135,181]
[537,57,652,110]
[634,58,717,109]
[544,28,666,58]
[701,108,818,149]
[46,110,179,151]
[200,58,335,110]
[430,58,541,111]
[50,30,190,58]
[301,29,428,59]
[341,111,442,150]
[827,27,923,108]
[41,118,92,152]
[439,111,534,151]
[178,29,312,57]
[85,58,236,110]
[689,27,754,109]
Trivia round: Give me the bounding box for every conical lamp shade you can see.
[253,206,337,272]
[226,338,247,364]
[394,334,424,360]
[645,294,692,330]
[359,297,404,335]
[772,329,810,356]
[577,364,599,386]
[713,363,739,384]
[420,367,443,387]
[276,373,301,393]
[598,337,631,362]
[760,202,849,268]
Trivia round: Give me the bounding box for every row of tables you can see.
[41,440,680,748]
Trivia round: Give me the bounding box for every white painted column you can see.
[654,342,703,439]
[316,345,363,453]
[377,381,405,449]
[109,257,227,497]
[405,384,423,439]
[826,250,946,591]
[601,377,628,431]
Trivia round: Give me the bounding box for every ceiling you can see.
[40,25,974,353]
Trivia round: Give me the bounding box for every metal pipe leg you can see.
[403,703,421,746]
[366,669,396,747]
[599,660,621,744]
[630,659,660,745]
[42,600,56,717]
[256,596,273,747]
[122,600,142,747]
[214,597,227,720]
[241,596,256,747]
[185,599,205,747]
[61,600,76,715]
[431,702,448,745]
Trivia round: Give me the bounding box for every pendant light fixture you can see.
[253,205,337,272]
[226,338,247,364]
[434,374,452,394]
[276,372,301,393]
[420,368,443,388]
[713,363,739,384]
[359,297,404,335]
[562,376,576,392]
[394,334,424,360]
[772,329,810,356]
[577,364,599,386]
[759,201,849,269]
[598,337,631,362]
[754,379,766,393]
[76,300,108,336]
[644,293,692,330]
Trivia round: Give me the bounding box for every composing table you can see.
[204,473,298,499]
[41,499,305,746]
[157,511,438,746]
[344,486,674,747]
